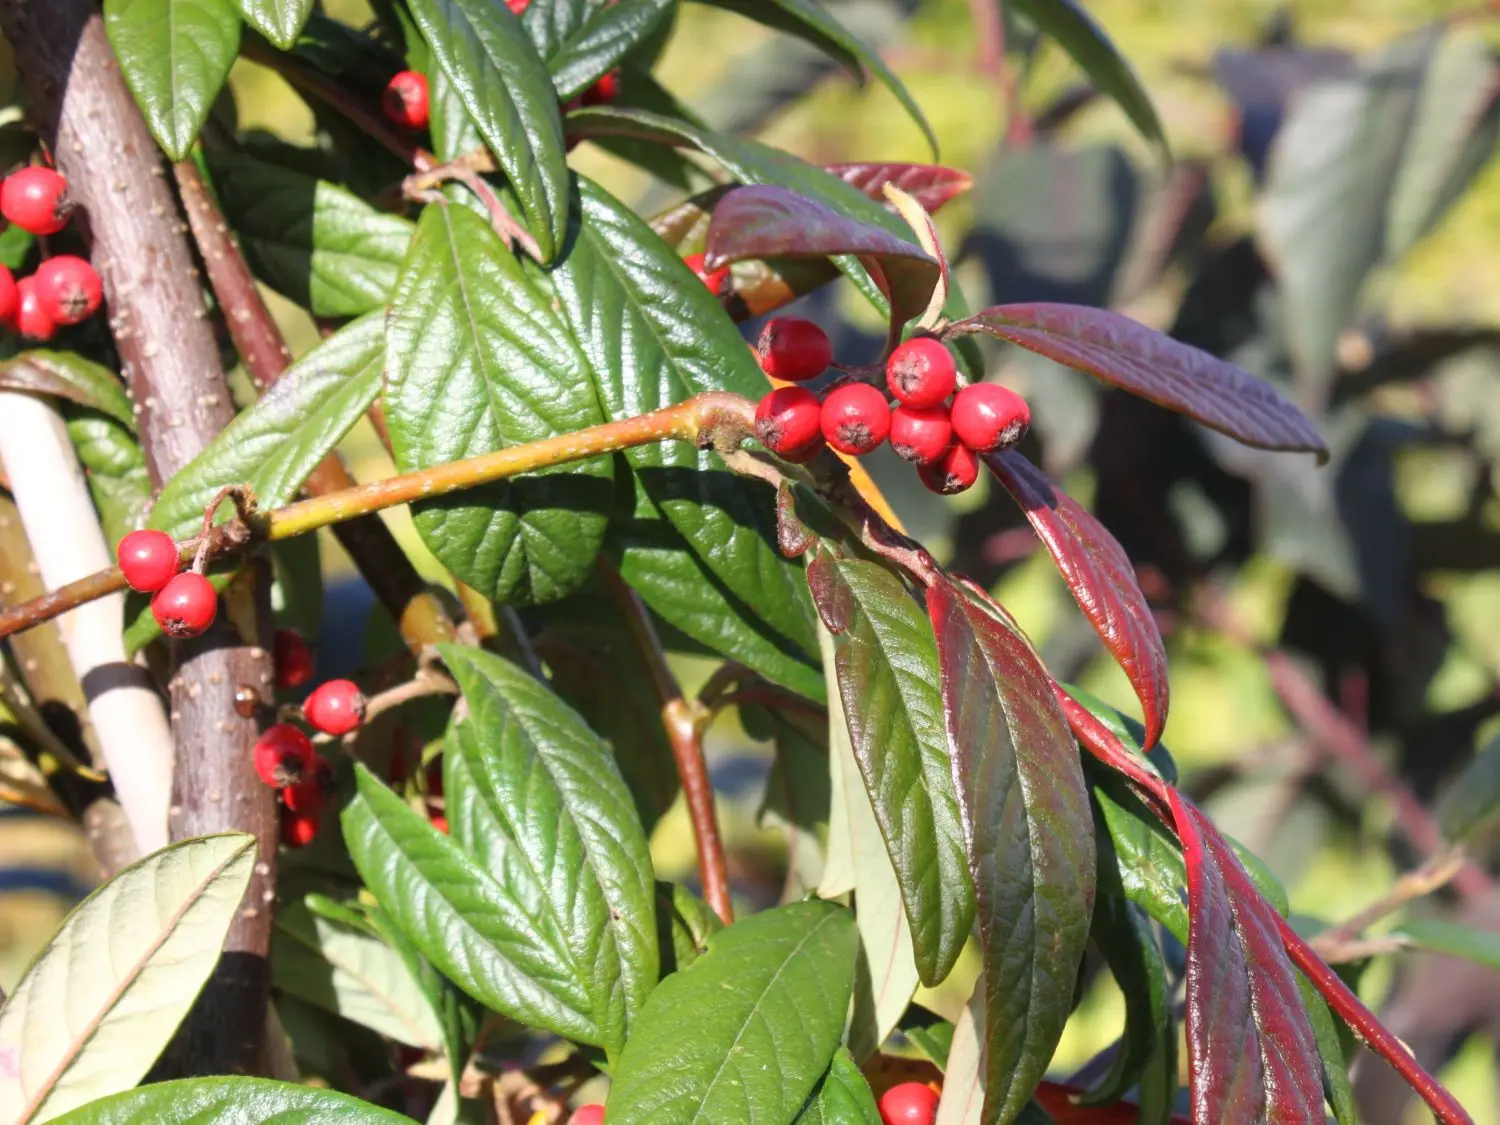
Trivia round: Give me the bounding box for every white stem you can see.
[0,392,172,854]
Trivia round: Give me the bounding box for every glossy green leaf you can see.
[341,762,602,1046]
[0,352,134,428]
[523,0,602,59]
[794,1047,882,1125]
[208,151,414,317]
[605,900,856,1124]
[385,203,611,605]
[439,645,657,1057]
[549,0,675,100]
[1299,974,1357,1125]
[64,411,152,548]
[103,0,241,160]
[808,555,971,985]
[148,315,384,541]
[236,0,314,48]
[47,1078,415,1124]
[0,834,256,1122]
[655,881,723,975]
[408,0,570,260]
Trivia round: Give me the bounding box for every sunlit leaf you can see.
[826,162,974,215]
[548,0,674,99]
[47,1077,414,1124]
[236,0,314,48]
[794,1047,882,1125]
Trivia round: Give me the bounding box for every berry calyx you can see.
[382,71,430,130]
[878,1081,940,1125]
[950,383,1030,452]
[282,756,332,814]
[2,167,69,235]
[684,252,729,297]
[151,572,218,638]
[273,629,316,689]
[889,403,953,465]
[570,1107,605,1125]
[758,317,833,382]
[253,723,315,789]
[281,809,320,848]
[886,336,956,408]
[0,264,17,327]
[304,678,366,736]
[33,255,102,325]
[15,278,55,342]
[756,386,824,460]
[918,442,979,495]
[117,529,180,592]
[820,383,891,456]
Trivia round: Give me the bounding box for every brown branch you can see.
[0,0,275,1075]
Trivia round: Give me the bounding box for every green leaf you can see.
[794,1047,882,1125]
[103,0,241,160]
[1063,683,1177,783]
[64,411,152,548]
[47,1077,415,1124]
[522,0,602,59]
[808,556,972,985]
[385,203,611,605]
[548,0,675,100]
[208,150,415,317]
[236,0,314,49]
[0,352,134,428]
[1439,731,1500,843]
[369,904,479,1091]
[438,645,658,1057]
[342,762,604,1045]
[553,176,817,657]
[408,0,571,260]
[605,900,857,1124]
[655,881,723,975]
[1393,916,1500,971]
[1298,974,1357,1125]
[1009,0,1167,157]
[148,315,384,541]
[0,834,257,1122]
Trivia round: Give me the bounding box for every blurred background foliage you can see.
[7,0,1500,1120]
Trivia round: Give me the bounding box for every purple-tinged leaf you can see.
[945,304,1329,460]
[988,450,1168,749]
[1169,789,1324,1124]
[928,577,1095,1125]
[825,162,974,215]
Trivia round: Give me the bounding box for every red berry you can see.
[429,810,449,834]
[951,383,1030,452]
[1,168,69,235]
[757,317,833,382]
[151,571,218,638]
[253,723,315,789]
[570,1107,605,1125]
[886,337,956,408]
[282,756,332,814]
[273,629,316,689]
[117,529,180,592]
[756,386,823,460]
[15,277,55,342]
[304,678,366,736]
[382,71,430,130]
[820,383,890,456]
[889,403,953,465]
[281,808,319,848]
[878,1082,939,1125]
[581,70,620,107]
[0,264,17,326]
[684,252,729,297]
[33,255,102,325]
[507,0,531,13]
[917,442,979,495]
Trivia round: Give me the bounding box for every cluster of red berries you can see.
[252,671,365,848]
[117,529,219,639]
[752,319,1030,495]
[0,168,103,341]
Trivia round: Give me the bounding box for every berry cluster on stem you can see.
[0,167,104,341]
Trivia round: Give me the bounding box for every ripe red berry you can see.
[570,1107,605,1125]
[917,442,979,495]
[0,264,17,326]
[889,403,953,465]
[382,70,430,130]
[281,808,320,848]
[253,723,315,789]
[886,337,957,408]
[581,70,620,107]
[878,1081,939,1125]
[151,571,218,638]
[756,386,823,460]
[1,167,69,235]
[684,252,729,297]
[304,678,366,736]
[429,810,449,834]
[951,383,1030,452]
[758,317,833,382]
[33,255,102,325]
[507,0,531,13]
[117,529,180,592]
[820,383,891,456]
[273,629,316,689]
[282,756,332,814]
[15,277,55,342]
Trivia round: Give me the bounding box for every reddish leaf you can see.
[825,162,974,214]
[988,450,1169,748]
[1169,789,1323,1124]
[928,577,1095,1125]
[946,304,1329,460]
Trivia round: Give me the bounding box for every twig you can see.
[1311,848,1470,957]
[354,669,458,730]
[402,162,541,260]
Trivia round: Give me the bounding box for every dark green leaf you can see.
[149,315,384,541]
[1393,916,1500,971]
[548,0,675,100]
[103,0,242,160]
[906,1022,954,1069]
[0,352,133,428]
[1439,732,1500,843]
[438,644,658,1058]
[654,881,723,975]
[48,1078,415,1124]
[236,0,313,49]
[385,203,611,605]
[523,0,603,61]
[793,1047,882,1125]
[408,0,570,260]
[606,900,857,1124]
[64,412,151,548]
[1298,973,1357,1125]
